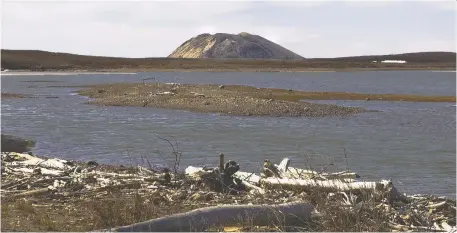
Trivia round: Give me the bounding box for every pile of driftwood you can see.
[114,154,456,232]
[0,152,174,201]
[1,152,455,232]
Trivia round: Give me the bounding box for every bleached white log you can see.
[426,201,447,209]
[7,152,39,161]
[284,167,359,180]
[39,158,70,169]
[241,180,265,194]
[262,178,407,201]
[277,158,290,172]
[111,202,314,232]
[185,166,204,175]
[441,221,453,232]
[40,168,64,176]
[261,178,384,192]
[233,172,261,184]
[12,167,63,176]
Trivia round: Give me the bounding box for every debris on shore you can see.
[1,152,455,232]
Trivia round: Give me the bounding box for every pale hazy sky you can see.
[1,1,456,58]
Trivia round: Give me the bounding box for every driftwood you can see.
[189,158,405,202]
[261,178,384,192]
[265,158,359,180]
[111,202,314,232]
[12,188,50,198]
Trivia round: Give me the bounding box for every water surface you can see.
[1,71,455,197]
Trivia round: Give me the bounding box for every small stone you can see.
[204,101,210,105]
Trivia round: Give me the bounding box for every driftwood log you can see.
[110,202,314,232]
[234,171,406,202]
[266,158,360,180]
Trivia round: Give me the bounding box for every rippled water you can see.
[1,71,455,197]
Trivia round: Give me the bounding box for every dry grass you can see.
[0,193,197,232]
[0,188,396,232]
[1,93,28,99]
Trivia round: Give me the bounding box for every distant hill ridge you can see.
[313,52,457,63]
[1,49,455,71]
[168,32,305,60]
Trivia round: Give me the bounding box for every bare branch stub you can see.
[153,133,183,175]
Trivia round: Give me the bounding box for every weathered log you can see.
[12,167,63,176]
[233,172,261,184]
[185,166,208,179]
[12,188,50,198]
[241,180,265,194]
[427,201,447,209]
[260,158,359,181]
[285,167,360,180]
[110,202,314,232]
[262,177,379,193]
[260,178,407,202]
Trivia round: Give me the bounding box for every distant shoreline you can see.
[1,66,456,75]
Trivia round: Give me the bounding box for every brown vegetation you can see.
[2,151,454,232]
[1,93,28,99]
[2,49,455,72]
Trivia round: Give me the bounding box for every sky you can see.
[1,0,456,58]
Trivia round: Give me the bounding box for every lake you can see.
[1,70,455,197]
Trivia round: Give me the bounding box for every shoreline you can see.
[1,66,456,74]
[1,151,455,232]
